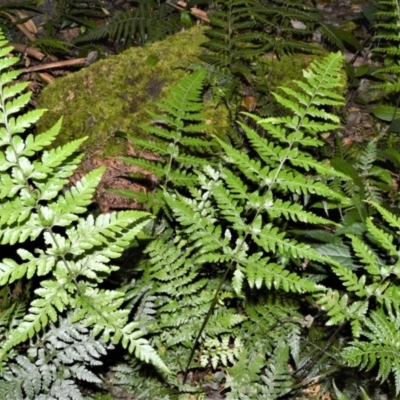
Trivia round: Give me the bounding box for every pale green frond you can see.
[238,121,284,166]
[366,217,397,258]
[217,138,263,182]
[275,170,349,202]
[347,234,380,272]
[5,92,32,117]
[330,260,367,297]
[343,309,400,394]
[317,289,351,325]
[252,224,323,261]
[2,82,30,101]
[265,198,334,225]
[262,342,292,398]
[370,201,400,231]
[290,153,348,178]
[0,56,20,76]
[7,109,45,135]
[0,258,27,285]
[243,257,320,293]
[0,280,70,356]
[0,29,165,377]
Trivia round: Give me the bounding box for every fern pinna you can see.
[0,29,168,398]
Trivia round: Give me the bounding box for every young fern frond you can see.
[0,30,168,375]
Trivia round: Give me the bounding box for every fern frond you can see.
[0,28,167,378]
[200,336,242,369]
[116,69,220,212]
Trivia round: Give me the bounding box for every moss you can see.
[37,25,215,158]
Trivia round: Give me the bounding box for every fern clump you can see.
[0,27,168,396]
[118,51,352,397]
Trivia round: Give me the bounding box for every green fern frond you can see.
[261,342,293,398]
[31,37,72,55]
[200,336,242,369]
[0,28,168,377]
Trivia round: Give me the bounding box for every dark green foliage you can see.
[372,0,400,93]
[30,37,72,55]
[367,0,400,129]
[0,1,39,41]
[42,0,106,28]
[196,0,328,138]
[75,0,183,47]
[329,135,398,222]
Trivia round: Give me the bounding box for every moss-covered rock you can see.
[37,25,214,158]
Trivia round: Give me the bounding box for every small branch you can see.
[166,1,210,23]
[9,43,45,61]
[22,58,87,73]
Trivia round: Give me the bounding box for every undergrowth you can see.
[2,0,400,398]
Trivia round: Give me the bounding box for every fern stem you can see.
[183,263,231,383]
